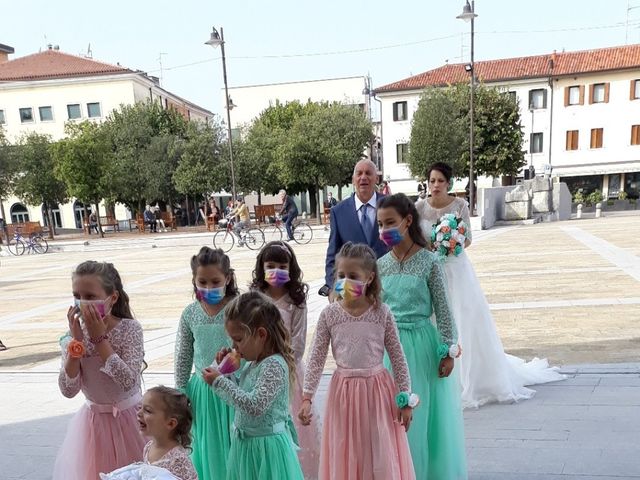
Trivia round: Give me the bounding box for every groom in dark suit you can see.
[319,159,389,296]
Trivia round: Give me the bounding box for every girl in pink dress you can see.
[299,242,416,480]
[54,261,146,480]
[251,241,320,478]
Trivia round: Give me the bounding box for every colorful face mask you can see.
[264,268,290,287]
[196,286,226,305]
[334,278,367,300]
[74,298,109,319]
[379,219,407,247]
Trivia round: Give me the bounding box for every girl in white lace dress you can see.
[251,241,320,478]
[54,261,146,480]
[416,162,564,408]
[300,243,416,480]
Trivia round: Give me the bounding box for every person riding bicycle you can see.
[279,189,298,241]
[230,197,250,244]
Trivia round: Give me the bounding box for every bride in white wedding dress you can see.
[416,162,564,408]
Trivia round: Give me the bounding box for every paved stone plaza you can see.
[1,216,640,479]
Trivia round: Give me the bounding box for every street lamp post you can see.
[206,26,237,202]
[457,0,477,215]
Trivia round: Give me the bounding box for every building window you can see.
[10,203,30,223]
[396,143,409,163]
[0,109,5,124]
[393,102,408,121]
[590,128,604,148]
[507,91,517,102]
[67,104,82,120]
[530,133,543,153]
[632,80,640,100]
[632,125,640,146]
[625,172,640,199]
[565,86,584,106]
[87,102,102,118]
[19,107,34,123]
[566,130,579,150]
[39,106,53,122]
[528,89,547,109]
[590,83,609,104]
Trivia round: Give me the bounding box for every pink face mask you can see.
[74,299,109,319]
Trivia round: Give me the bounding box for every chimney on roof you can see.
[0,43,15,64]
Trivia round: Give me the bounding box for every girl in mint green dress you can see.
[377,194,467,480]
[175,247,239,480]
[203,291,303,480]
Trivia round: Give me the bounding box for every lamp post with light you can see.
[457,0,477,214]
[205,26,237,202]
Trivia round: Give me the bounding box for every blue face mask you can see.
[379,219,407,247]
[196,286,226,305]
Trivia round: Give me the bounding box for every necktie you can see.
[360,204,371,243]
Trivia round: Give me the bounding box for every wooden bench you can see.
[160,211,177,231]
[84,215,119,234]
[254,205,276,226]
[3,221,44,240]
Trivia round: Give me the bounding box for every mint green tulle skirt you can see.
[186,374,234,480]
[386,319,468,480]
[226,429,303,480]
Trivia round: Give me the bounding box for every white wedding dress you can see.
[417,197,565,408]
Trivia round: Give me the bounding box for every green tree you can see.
[409,83,525,181]
[51,122,112,237]
[102,101,187,212]
[12,132,68,238]
[0,128,17,237]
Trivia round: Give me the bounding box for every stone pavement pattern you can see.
[1,217,640,478]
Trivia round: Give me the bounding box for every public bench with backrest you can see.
[84,215,119,234]
[2,221,44,240]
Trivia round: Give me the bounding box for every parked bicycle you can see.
[213,216,265,253]
[260,215,313,245]
[7,228,49,255]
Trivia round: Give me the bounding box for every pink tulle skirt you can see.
[319,365,415,480]
[52,402,146,480]
[291,360,321,479]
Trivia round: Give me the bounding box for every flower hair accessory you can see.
[395,391,420,409]
[67,339,85,359]
[449,344,462,358]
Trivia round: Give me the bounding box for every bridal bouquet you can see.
[431,213,467,257]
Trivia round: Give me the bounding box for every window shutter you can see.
[543,89,548,108]
[589,84,594,104]
[604,83,610,103]
[631,80,636,101]
[573,131,579,150]
[566,131,571,149]
[579,86,585,105]
[393,103,398,121]
[528,90,533,108]
[564,87,570,107]
[590,129,596,148]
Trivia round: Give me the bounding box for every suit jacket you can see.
[324,193,389,287]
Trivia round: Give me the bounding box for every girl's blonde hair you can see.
[335,242,382,307]
[147,386,193,451]
[224,291,297,388]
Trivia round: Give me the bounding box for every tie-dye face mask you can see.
[334,278,367,300]
[379,219,407,247]
[264,268,290,287]
[196,286,226,305]
[74,299,109,319]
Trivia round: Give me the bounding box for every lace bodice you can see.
[143,442,198,480]
[58,318,144,404]
[273,295,307,365]
[416,196,472,244]
[378,249,457,346]
[174,301,232,390]
[303,302,411,396]
[213,355,291,433]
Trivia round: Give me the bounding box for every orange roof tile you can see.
[375,44,640,93]
[0,49,131,82]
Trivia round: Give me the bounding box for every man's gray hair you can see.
[353,159,377,176]
[279,189,286,196]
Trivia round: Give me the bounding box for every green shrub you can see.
[573,189,585,204]
[587,190,604,205]
[618,191,628,200]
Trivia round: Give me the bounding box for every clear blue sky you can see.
[4,0,639,116]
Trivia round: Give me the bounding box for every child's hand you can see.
[202,367,221,385]
[215,347,233,365]
[82,304,107,340]
[67,306,84,341]
[438,357,454,378]
[297,399,313,426]
[397,406,413,432]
